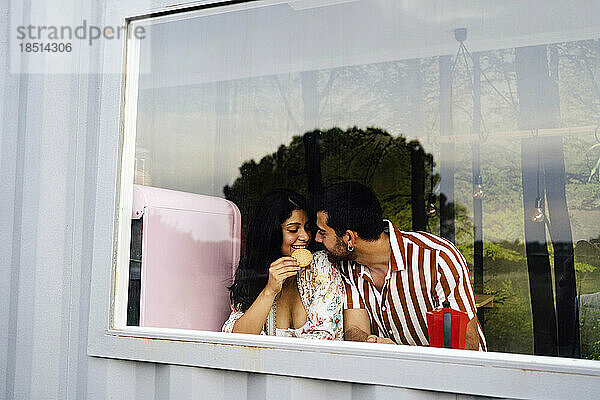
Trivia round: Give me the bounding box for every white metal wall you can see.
[0,1,521,399]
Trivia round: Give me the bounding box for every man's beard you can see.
[326,237,357,264]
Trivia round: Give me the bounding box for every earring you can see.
[347,242,354,252]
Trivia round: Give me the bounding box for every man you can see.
[315,182,486,350]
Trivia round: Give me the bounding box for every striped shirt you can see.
[340,220,487,350]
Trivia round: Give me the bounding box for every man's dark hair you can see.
[318,182,385,241]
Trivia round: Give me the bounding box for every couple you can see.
[223,182,486,350]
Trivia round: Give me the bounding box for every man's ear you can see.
[345,230,358,244]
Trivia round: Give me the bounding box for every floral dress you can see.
[222,251,345,340]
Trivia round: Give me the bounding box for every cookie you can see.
[291,248,313,268]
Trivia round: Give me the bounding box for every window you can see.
[89,1,600,397]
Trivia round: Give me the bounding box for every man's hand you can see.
[344,309,372,341]
[366,335,395,344]
[465,316,480,350]
[344,326,369,342]
[343,310,396,344]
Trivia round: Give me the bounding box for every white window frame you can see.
[88,1,600,398]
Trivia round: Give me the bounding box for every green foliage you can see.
[459,241,522,268]
[580,303,600,360]
[224,126,436,235]
[574,239,600,273]
[484,279,534,354]
[223,135,309,235]
[458,238,533,354]
[575,262,597,274]
[572,238,600,359]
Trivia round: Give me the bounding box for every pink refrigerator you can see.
[130,184,241,331]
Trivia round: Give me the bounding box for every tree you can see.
[224,126,436,237]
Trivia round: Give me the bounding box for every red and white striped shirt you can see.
[340,220,487,350]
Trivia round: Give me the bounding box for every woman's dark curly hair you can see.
[229,189,308,311]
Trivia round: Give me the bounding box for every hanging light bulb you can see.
[473,174,483,199]
[531,197,545,223]
[427,202,437,217]
[427,194,437,217]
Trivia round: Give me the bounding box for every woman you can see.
[222,189,344,340]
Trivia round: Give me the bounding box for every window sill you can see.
[88,327,600,400]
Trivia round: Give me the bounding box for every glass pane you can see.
[124,0,600,359]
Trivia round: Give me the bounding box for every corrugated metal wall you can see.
[0,1,497,399]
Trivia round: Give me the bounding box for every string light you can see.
[427,194,437,217]
[531,130,545,223]
[473,174,483,198]
[426,154,437,219]
[532,197,545,223]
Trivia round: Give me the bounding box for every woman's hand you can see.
[265,256,300,296]
[230,257,299,335]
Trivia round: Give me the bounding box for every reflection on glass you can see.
[531,197,545,223]
[128,1,600,359]
[472,175,484,199]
